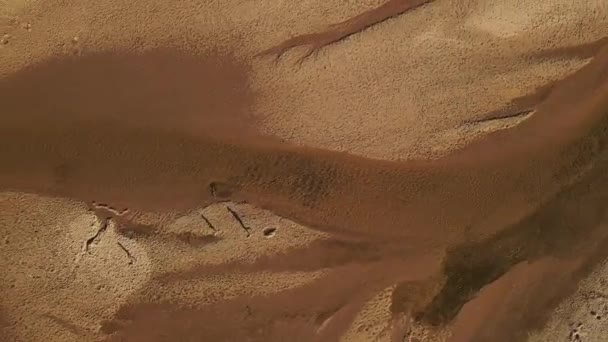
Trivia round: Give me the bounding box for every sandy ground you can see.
[1,0,608,341]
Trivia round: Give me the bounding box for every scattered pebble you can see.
[263,227,277,238]
[22,23,32,31]
[1,34,10,45]
[71,36,79,44]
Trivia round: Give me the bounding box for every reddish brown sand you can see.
[0,41,607,341]
[1,1,608,341]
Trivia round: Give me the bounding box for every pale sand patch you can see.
[0,196,327,340]
[528,258,608,342]
[0,0,33,17]
[140,270,326,307]
[144,202,329,275]
[340,285,396,342]
[467,0,608,38]
[0,192,151,342]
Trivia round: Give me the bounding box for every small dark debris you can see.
[117,242,135,264]
[591,310,596,315]
[263,227,277,237]
[85,217,110,251]
[201,213,217,233]
[569,329,581,341]
[227,206,251,237]
[116,221,156,238]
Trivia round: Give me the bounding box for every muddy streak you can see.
[2,42,608,341]
[258,0,435,60]
[2,47,608,246]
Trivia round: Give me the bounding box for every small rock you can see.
[22,23,31,31]
[263,227,277,238]
[71,36,79,44]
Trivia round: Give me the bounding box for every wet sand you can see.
[0,42,608,341]
[2,1,608,341]
[2,45,607,243]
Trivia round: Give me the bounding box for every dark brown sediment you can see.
[2,39,608,341]
[2,45,608,245]
[0,309,11,342]
[0,308,6,329]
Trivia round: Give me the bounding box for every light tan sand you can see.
[251,0,608,160]
[0,193,151,341]
[1,0,608,341]
[530,255,608,342]
[1,0,606,160]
